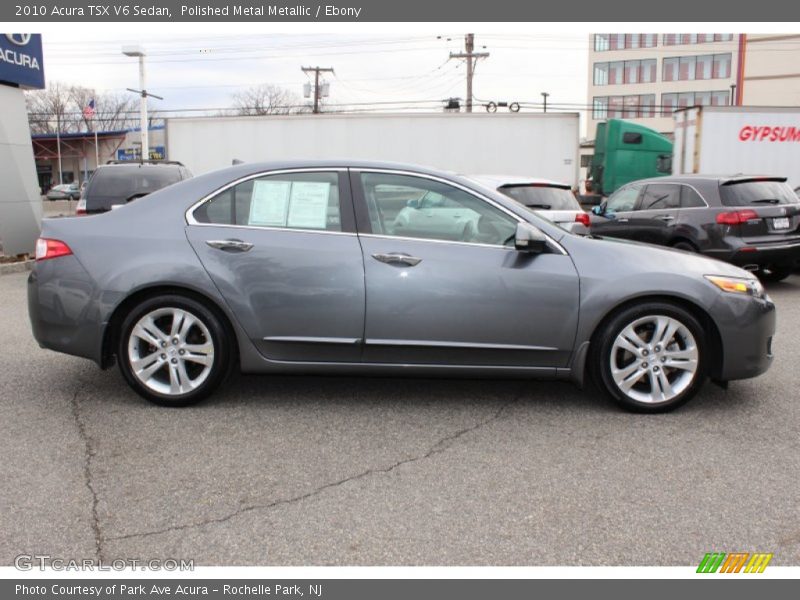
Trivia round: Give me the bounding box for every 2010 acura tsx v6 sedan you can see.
[28,161,776,412]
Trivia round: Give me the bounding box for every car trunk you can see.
[719,178,800,243]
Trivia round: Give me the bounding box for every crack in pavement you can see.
[69,380,104,561]
[106,396,518,544]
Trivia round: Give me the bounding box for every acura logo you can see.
[6,34,32,46]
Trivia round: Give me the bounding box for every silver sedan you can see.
[28,161,775,412]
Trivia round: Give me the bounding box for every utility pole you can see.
[123,45,163,161]
[449,34,489,113]
[541,92,550,113]
[302,66,334,114]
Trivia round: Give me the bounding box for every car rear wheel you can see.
[118,295,231,407]
[591,302,706,413]
[671,240,697,253]
[757,265,792,282]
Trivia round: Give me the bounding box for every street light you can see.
[122,45,151,160]
[541,92,550,113]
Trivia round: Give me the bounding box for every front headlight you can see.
[705,275,765,299]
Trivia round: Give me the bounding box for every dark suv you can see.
[77,161,192,215]
[590,175,800,281]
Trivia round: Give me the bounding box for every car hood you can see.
[563,234,755,280]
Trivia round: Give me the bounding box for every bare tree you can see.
[25,82,73,134]
[231,84,309,116]
[25,82,157,134]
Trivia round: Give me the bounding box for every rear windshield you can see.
[719,180,799,207]
[88,166,183,202]
[497,184,579,211]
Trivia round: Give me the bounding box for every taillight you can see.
[715,209,760,225]
[75,197,87,215]
[575,212,591,227]
[35,238,73,261]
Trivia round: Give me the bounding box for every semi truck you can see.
[674,106,800,190]
[584,119,673,201]
[165,112,580,187]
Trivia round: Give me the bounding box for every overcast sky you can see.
[40,32,590,119]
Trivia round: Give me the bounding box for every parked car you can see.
[46,183,80,201]
[590,175,800,282]
[76,160,192,215]
[468,175,590,233]
[29,161,775,413]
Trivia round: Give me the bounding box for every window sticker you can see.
[287,181,331,229]
[249,180,291,226]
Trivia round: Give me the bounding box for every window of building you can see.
[711,90,730,105]
[608,96,624,118]
[625,34,641,49]
[624,60,640,84]
[713,53,732,78]
[661,93,678,115]
[641,34,657,48]
[593,62,609,85]
[593,97,609,119]
[608,61,624,85]
[594,34,610,52]
[663,57,678,82]
[695,54,713,80]
[679,56,696,81]
[663,33,735,45]
[640,95,656,117]
[641,59,657,83]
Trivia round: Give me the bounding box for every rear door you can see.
[185,169,366,363]
[630,183,682,246]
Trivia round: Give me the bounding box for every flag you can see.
[82,99,96,119]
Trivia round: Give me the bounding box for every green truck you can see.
[585,119,673,202]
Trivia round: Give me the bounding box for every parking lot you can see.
[1,268,798,566]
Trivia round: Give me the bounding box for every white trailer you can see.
[674,106,800,189]
[165,112,580,186]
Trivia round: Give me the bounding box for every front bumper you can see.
[710,292,776,381]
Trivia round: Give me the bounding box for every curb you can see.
[0,260,34,275]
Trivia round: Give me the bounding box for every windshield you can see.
[719,180,799,207]
[497,184,579,211]
[89,166,183,201]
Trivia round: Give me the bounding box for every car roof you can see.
[467,174,571,188]
[628,174,788,186]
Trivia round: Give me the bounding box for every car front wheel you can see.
[118,295,231,406]
[591,302,706,412]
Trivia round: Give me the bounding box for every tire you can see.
[117,295,232,407]
[757,265,792,282]
[671,240,697,253]
[590,302,707,413]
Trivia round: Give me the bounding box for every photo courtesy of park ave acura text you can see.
[0,2,799,588]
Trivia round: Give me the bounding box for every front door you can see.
[186,169,365,362]
[352,170,580,368]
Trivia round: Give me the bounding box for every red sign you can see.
[739,125,800,142]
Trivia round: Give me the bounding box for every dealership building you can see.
[32,125,166,193]
[586,34,800,139]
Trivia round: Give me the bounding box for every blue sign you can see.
[117,146,166,161]
[0,34,45,89]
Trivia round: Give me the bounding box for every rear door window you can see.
[497,184,580,211]
[680,186,706,208]
[720,179,799,207]
[639,184,681,210]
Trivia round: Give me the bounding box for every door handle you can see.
[371,252,422,267]
[205,239,254,252]
[655,214,675,221]
[616,218,629,223]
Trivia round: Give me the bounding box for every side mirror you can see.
[514,222,548,254]
[406,199,420,209]
[591,205,604,215]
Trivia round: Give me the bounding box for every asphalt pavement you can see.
[1,270,798,566]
